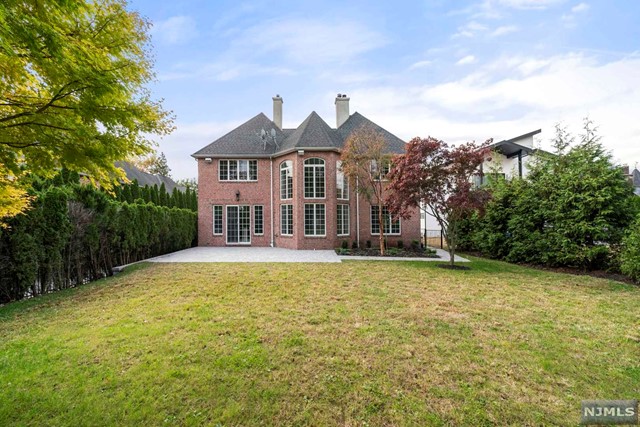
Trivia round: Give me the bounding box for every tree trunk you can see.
[448,222,456,267]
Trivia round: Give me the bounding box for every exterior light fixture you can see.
[235,190,240,201]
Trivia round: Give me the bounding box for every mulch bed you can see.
[336,248,440,258]
[461,251,637,285]
[436,264,471,270]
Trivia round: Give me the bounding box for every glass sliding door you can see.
[226,205,251,244]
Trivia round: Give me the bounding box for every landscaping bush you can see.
[341,240,348,249]
[366,240,371,249]
[0,180,197,303]
[411,239,420,250]
[397,240,404,249]
[469,123,636,271]
[621,215,640,283]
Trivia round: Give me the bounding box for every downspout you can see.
[270,156,274,247]
[356,176,360,248]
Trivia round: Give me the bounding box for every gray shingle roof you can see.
[337,112,406,154]
[115,161,184,193]
[192,111,406,158]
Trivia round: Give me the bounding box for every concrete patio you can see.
[145,246,468,263]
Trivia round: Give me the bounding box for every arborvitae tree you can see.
[122,185,133,204]
[130,181,141,200]
[150,185,159,205]
[141,185,151,204]
[159,183,168,206]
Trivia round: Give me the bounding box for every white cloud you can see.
[156,120,243,180]
[453,21,489,38]
[493,0,566,10]
[151,16,197,45]
[490,25,518,37]
[408,60,433,71]
[344,53,640,163]
[571,2,590,13]
[456,55,477,65]
[236,18,388,65]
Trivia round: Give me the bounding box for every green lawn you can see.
[1,258,638,426]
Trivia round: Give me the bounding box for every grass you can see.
[1,257,639,426]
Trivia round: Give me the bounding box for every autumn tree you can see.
[341,127,393,255]
[387,137,491,267]
[0,0,173,222]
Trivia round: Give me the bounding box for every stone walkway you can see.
[144,246,468,263]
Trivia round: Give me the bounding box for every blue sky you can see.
[129,0,640,180]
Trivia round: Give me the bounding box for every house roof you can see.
[192,111,406,158]
[489,129,543,158]
[115,161,184,193]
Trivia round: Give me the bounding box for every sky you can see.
[128,0,640,180]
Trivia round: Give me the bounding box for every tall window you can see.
[304,203,325,236]
[337,204,350,236]
[213,205,223,235]
[219,160,258,181]
[304,158,325,198]
[336,160,349,200]
[370,159,390,181]
[281,204,293,236]
[254,205,263,235]
[371,206,400,235]
[280,161,293,199]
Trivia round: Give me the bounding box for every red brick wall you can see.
[197,152,421,249]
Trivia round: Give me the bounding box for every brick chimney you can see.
[272,95,283,129]
[335,93,350,128]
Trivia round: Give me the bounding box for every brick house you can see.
[191,94,421,249]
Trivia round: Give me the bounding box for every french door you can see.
[226,205,251,244]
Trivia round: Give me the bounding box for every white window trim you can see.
[213,205,223,236]
[280,160,293,200]
[304,203,326,237]
[225,205,252,245]
[280,204,294,236]
[219,159,259,182]
[336,160,349,201]
[337,204,350,236]
[253,205,264,236]
[303,158,326,200]
[370,206,402,236]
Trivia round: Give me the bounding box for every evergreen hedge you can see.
[621,215,640,283]
[463,123,637,272]
[0,181,196,304]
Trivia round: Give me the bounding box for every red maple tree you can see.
[387,137,491,267]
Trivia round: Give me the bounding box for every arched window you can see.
[304,158,325,198]
[280,160,293,200]
[336,160,349,200]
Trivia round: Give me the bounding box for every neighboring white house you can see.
[421,129,542,234]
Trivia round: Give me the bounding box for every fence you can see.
[423,229,445,249]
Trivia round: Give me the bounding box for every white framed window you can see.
[336,160,349,200]
[280,160,293,200]
[304,158,325,198]
[254,205,263,235]
[281,204,293,236]
[213,205,223,235]
[219,160,258,181]
[304,203,325,236]
[337,204,350,236]
[371,206,400,235]
[226,205,251,244]
[370,159,391,181]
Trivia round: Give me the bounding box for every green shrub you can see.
[621,215,640,282]
[351,241,357,249]
[397,240,404,249]
[366,240,371,249]
[341,240,348,249]
[411,239,420,250]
